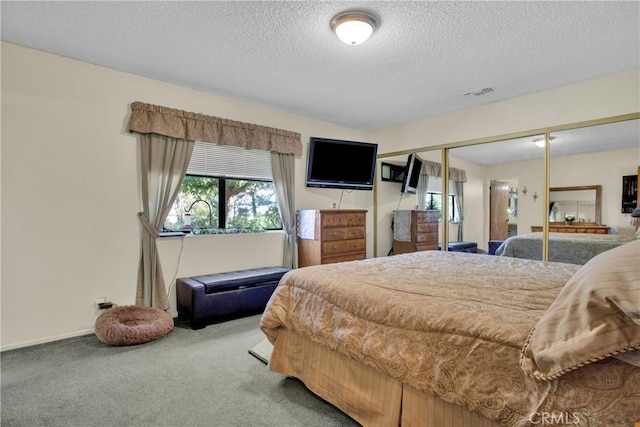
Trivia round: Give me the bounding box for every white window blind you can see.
[426,177,456,195]
[187,142,272,180]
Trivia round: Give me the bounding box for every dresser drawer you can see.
[321,212,366,228]
[322,252,366,264]
[416,243,438,251]
[416,223,438,234]
[322,226,365,241]
[323,238,366,255]
[415,210,439,223]
[415,232,437,244]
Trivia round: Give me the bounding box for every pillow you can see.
[520,240,640,380]
[614,350,640,368]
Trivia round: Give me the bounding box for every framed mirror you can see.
[548,185,601,225]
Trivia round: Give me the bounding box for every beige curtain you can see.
[417,161,440,209]
[137,133,194,309]
[454,181,464,241]
[128,102,302,305]
[271,152,296,268]
[417,175,430,210]
[128,102,302,155]
[419,161,467,240]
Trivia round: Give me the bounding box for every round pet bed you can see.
[95,305,173,346]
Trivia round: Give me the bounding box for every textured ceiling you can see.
[2,1,639,132]
[451,119,640,165]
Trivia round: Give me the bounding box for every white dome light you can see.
[331,11,378,46]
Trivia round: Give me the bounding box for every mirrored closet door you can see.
[547,119,640,263]
[375,150,442,257]
[449,136,545,255]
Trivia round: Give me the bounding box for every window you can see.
[423,176,459,222]
[424,193,457,222]
[164,143,282,233]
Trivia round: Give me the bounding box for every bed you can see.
[494,231,637,264]
[260,241,640,427]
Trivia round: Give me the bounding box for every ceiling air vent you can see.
[462,87,495,97]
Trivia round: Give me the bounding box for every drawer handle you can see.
[333,245,338,249]
[332,232,338,237]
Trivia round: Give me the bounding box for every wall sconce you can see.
[533,192,538,202]
[522,186,528,196]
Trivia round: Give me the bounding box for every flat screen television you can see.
[306,137,378,191]
[400,153,423,194]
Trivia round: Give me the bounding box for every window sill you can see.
[160,229,283,237]
[158,231,188,238]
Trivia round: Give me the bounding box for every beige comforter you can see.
[261,251,640,426]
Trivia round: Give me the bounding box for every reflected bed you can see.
[260,247,640,426]
[495,231,637,264]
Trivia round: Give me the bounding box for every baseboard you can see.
[2,310,180,352]
[1,328,95,352]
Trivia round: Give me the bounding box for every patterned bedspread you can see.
[261,251,640,426]
[495,232,636,264]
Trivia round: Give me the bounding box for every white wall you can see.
[1,42,368,350]
[2,41,639,350]
[551,148,640,234]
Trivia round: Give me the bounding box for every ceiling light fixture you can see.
[331,11,378,45]
[532,136,556,148]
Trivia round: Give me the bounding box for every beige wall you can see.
[1,42,367,350]
[550,148,639,234]
[1,41,638,350]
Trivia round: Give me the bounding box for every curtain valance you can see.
[127,102,302,156]
[421,160,442,177]
[449,167,467,183]
[420,159,467,182]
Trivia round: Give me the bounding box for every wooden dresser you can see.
[297,209,367,267]
[530,224,611,234]
[392,210,439,254]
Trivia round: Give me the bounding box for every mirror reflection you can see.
[548,186,600,224]
[543,119,640,264]
[450,136,545,255]
[376,151,443,256]
[549,119,639,234]
[376,117,638,265]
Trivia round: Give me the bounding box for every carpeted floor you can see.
[1,315,358,427]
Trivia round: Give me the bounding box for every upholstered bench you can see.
[437,241,478,253]
[176,266,291,329]
[488,240,504,255]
